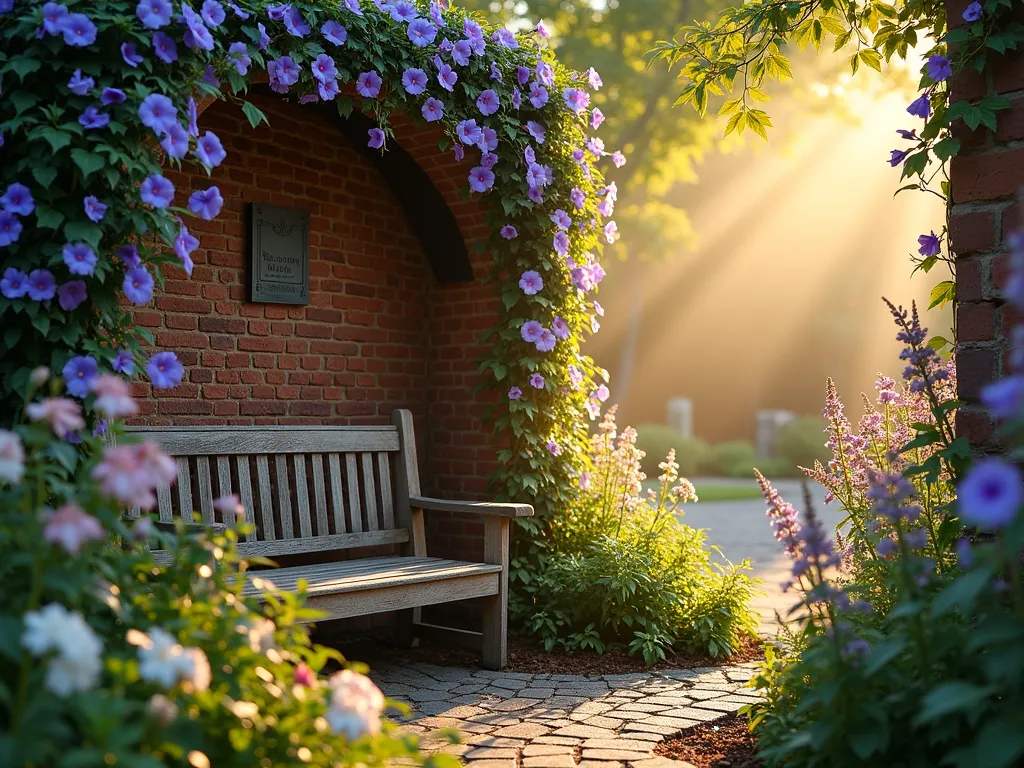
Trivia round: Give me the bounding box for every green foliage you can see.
[634,424,709,478]
[705,440,757,477]
[776,416,830,472]
[0,376,450,767]
[513,408,759,662]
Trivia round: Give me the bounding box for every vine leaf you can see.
[70,148,105,178]
[240,100,269,129]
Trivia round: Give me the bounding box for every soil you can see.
[329,631,764,675]
[655,715,764,768]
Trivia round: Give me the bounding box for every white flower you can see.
[45,646,102,696]
[22,603,103,697]
[137,627,191,688]
[237,617,276,654]
[23,603,75,656]
[148,693,179,725]
[181,647,211,693]
[0,429,24,485]
[325,670,385,740]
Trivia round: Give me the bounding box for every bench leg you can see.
[482,517,509,670]
[394,608,419,648]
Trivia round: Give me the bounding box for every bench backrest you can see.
[125,409,421,559]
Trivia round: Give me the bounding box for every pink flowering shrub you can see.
[513,406,758,663]
[0,369,451,768]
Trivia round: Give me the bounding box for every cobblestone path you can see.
[372,661,762,768]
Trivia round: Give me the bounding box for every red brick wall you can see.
[949,0,1024,450]
[136,93,501,533]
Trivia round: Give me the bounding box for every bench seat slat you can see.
[243,556,502,597]
[235,528,410,558]
[126,427,400,456]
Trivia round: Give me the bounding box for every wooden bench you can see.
[125,409,532,669]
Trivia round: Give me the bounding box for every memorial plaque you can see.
[248,203,310,304]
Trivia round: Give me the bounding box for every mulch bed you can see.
[329,631,764,675]
[655,715,764,768]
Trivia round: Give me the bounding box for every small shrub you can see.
[634,424,709,477]
[704,440,757,477]
[516,407,759,662]
[775,416,830,472]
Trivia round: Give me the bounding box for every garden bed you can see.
[655,715,763,768]
[331,631,764,674]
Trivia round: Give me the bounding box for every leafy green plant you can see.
[634,424,709,478]
[704,440,757,477]
[513,406,759,661]
[776,416,830,471]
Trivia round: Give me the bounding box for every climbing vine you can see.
[0,0,623,528]
[652,0,1024,348]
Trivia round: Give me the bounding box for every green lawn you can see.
[642,480,765,503]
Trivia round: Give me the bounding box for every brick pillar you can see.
[948,0,1024,450]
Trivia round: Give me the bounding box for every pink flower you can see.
[579,472,591,490]
[26,398,85,438]
[295,663,316,687]
[519,270,543,295]
[213,494,244,519]
[43,502,105,554]
[91,374,138,419]
[595,384,610,402]
[546,441,561,456]
[136,441,178,486]
[0,429,25,485]
[611,150,626,167]
[93,446,154,509]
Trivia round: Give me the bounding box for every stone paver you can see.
[372,658,761,767]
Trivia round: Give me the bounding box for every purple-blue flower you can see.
[981,376,1024,419]
[139,93,177,135]
[492,27,517,48]
[356,70,382,98]
[322,19,347,45]
[888,148,908,167]
[591,108,605,129]
[611,151,626,168]
[521,320,543,342]
[917,231,940,256]
[1,268,28,299]
[480,152,497,169]
[587,68,603,90]
[318,79,340,101]
[535,328,555,352]
[42,2,69,35]
[112,350,135,375]
[257,21,270,49]
[68,69,94,96]
[283,5,310,36]
[159,121,189,159]
[311,53,337,84]
[526,120,546,144]
[83,195,107,223]
[963,1,982,21]
[266,3,288,20]
[268,55,299,92]
[553,231,569,255]
[529,373,545,390]
[152,30,178,63]
[188,186,224,220]
[529,82,548,109]
[102,88,127,105]
[195,131,226,167]
[455,119,481,146]
[927,55,952,82]
[368,128,385,149]
[550,209,571,230]
[147,351,184,389]
[477,89,499,116]
[959,459,1023,529]
[63,243,97,276]
[479,127,497,152]
[437,64,458,92]
[508,386,522,400]
[344,0,362,15]
[517,66,530,85]
[227,41,251,75]
[121,42,144,67]
[26,269,56,301]
[536,62,554,86]
[907,94,930,119]
[536,20,551,38]
[402,67,427,94]
[500,225,518,240]
[136,0,171,28]
[451,39,472,65]
[174,225,199,274]
[79,106,109,130]
[119,244,141,269]
[186,97,199,137]
[63,355,99,398]
[60,13,97,46]
[57,280,87,311]
[421,97,444,123]
[123,266,154,305]
[519,271,543,295]
[407,17,436,46]
[202,0,224,26]
[552,316,569,339]
[571,187,586,209]
[563,87,590,113]
[468,167,495,193]
[1,182,34,216]
[140,175,174,208]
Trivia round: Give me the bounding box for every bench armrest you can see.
[409,496,534,518]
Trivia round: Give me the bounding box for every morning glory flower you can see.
[563,87,590,113]
[587,68,602,89]
[147,351,184,389]
[159,122,189,159]
[517,66,530,85]
[1,183,34,216]
[344,0,363,15]
[926,55,952,82]
[959,459,1023,529]
[408,18,437,47]
[356,71,382,98]
[492,27,517,48]
[586,137,605,156]
[186,97,199,137]
[917,231,941,256]
[597,198,614,217]
[591,108,605,129]
[963,1,982,20]
[500,225,518,240]
[60,13,97,46]
[322,19,347,45]
[480,152,497,169]
[536,62,554,87]
[529,82,548,109]
[318,78,340,101]
[188,186,223,220]
[402,68,428,94]
[174,225,199,274]
[42,3,69,35]
[367,128,385,149]
[536,20,551,38]
[101,88,126,105]
[140,175,174,208]
[452,39,472,65]
[78,106,109,130]
[604,221,619,243]
[570,187,585,209]
[201,0,224,26]
[521,321,543,343]
[63,243,97,276]
[477,89,500,116]
[519,271,543,295]
[1,267,29,299]
[391,1,417,21]
[453,144,464,161]
[68,69,94,96]
[552,316,570,339]
[283,5,310,36]
[201,63,220,84]
[121,42,144,67]
[311,54,337,83]
[550,210,571,230]
[553,231,569,256]
[57,280,88,312]
[27,269,57,301]
[535,328,556,352]
[981,376,1024,419]
[138,94,177,135]
[63,356,99,398]
[112,350,135,375]
[195,131,226,167]
[490,62,503,82]
[227,41,251,75]
[529,373,545,390]
[456,120,482,145]
[468,167,495,193]
[83,196,107,223]
[421,97,444,123]
[0,212,22,246]
[888,149,908,166]
[266,3,288,19]
[479,127,498,152]
[526,121,546,144]
[508,387,522,400]
[257,22,270,49]
[907,94,930,119]
[119,244,141,269]
[151,30,178,63]
[123,267,154,305]
[136,0,171,27]
[611,151,626,167]
[438,64,458,92]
